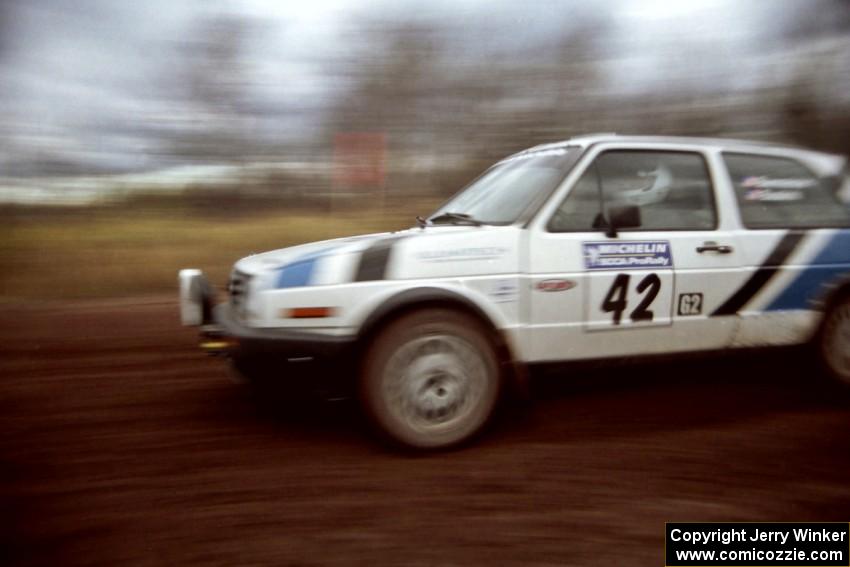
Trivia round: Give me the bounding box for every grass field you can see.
[0,203,433,300]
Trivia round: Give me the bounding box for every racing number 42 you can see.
[601,273,661,324]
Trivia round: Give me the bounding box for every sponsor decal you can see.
[744,187,804,201]
[583,241,673,270]
[536,279,576,292]
[742,176,811,202]
[417,247,508,262]
[742,176,815,190]
[490,279,518,303]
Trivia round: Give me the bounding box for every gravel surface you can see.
[2,298,848,566]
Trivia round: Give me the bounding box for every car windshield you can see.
[429,147,580,225]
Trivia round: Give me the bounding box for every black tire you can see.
[230,355,266,384]
[360,309,502,450]
[818,293,850,389]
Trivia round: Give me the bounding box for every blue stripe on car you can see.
[766,230,850,311]
[275,246,337,288]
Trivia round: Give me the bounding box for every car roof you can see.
[517,134,846,175]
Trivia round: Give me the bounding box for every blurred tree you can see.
[0,1,9,58]
[782,39,850,156]
[777,0,850,46]
[325,21,443,144]
[322,11,613,195]
[167,12,265,165]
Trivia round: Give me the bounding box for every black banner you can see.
[666,523,849,566]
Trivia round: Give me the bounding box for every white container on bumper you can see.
[178,269,214,326]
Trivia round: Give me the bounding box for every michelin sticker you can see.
[583,241,673,270]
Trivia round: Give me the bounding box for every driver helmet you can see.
[617,163,673,206]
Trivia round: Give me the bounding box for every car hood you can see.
[234,224,521,287]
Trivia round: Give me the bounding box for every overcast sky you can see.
[0,0,848,177]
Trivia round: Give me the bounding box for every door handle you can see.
[696,242,733,254]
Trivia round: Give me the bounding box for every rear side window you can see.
[548,150,717,232]
[723,153,850,229]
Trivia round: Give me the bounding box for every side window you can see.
[548,150,717,232]
[724,153,850,229]
[840,172,850,204]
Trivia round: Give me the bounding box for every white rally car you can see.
[180,134,850,449]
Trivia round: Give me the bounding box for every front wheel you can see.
[360,309,502,450]
[818,294,850,388]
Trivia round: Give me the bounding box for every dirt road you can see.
[2,298,848,566]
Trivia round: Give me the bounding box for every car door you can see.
[523,144,743,363]
[718,151,850,347]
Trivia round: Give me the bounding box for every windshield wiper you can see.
[428,212,483,226]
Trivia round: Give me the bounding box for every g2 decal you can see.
[677,293,703,316]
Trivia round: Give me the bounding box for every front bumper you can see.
[209,304,357,396]
[180,268,356,394]
[208,303,354,361]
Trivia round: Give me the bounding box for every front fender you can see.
[350,282,528,398]
[349,281,520,358]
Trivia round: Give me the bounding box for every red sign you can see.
[333,132,386,188]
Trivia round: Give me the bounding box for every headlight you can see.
[228,269,253,318]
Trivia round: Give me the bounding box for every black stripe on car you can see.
[711,231,805,316]
[354,235,407,281]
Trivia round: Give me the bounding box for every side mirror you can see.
[605,204,641,237]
